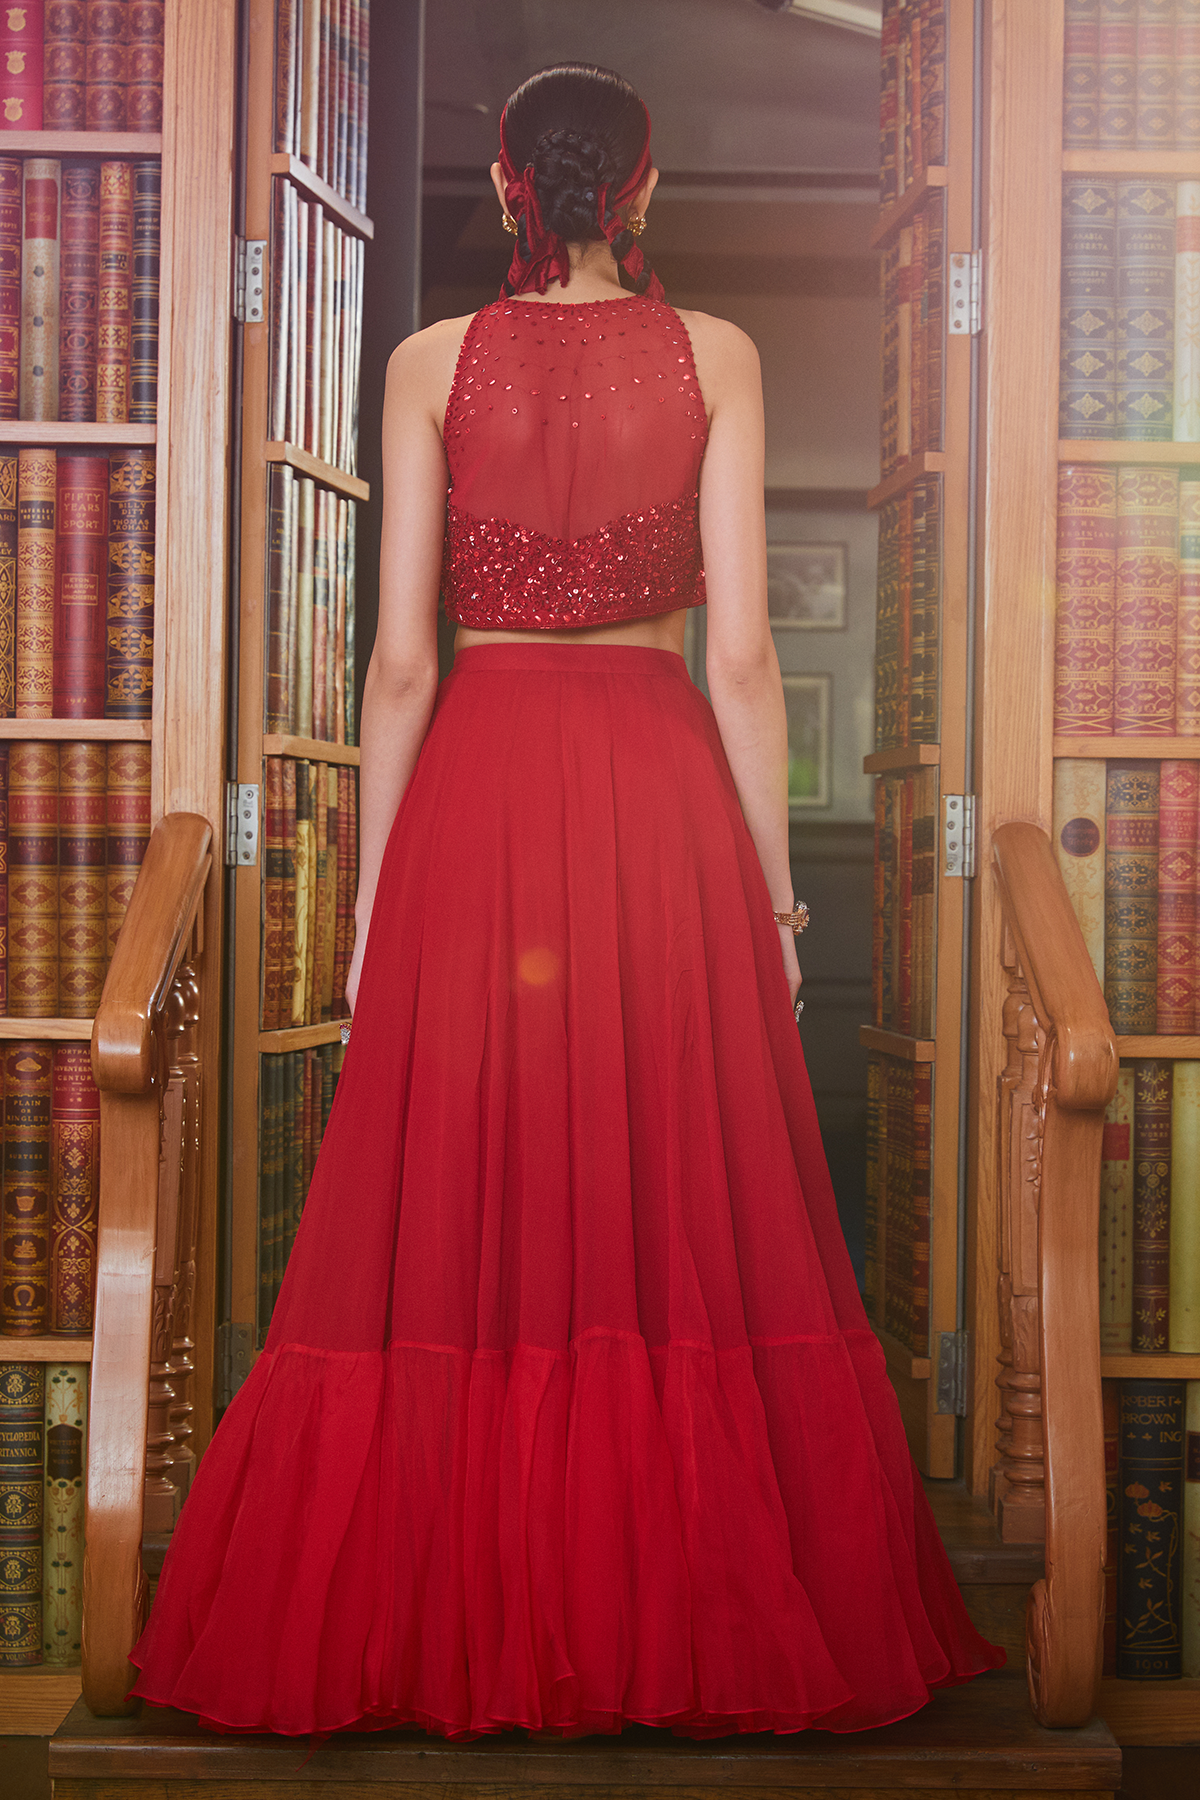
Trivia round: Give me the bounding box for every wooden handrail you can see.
[991,822,1117,1728]
[82,813,212,1717]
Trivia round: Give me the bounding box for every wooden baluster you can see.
[167,955,202,1500]
[142,1066,186,1533]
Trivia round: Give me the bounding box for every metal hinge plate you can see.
[226,782,260,867]
[948,250,982,336]
[216,1321,253,1409]
[936,1329,969,1416]
[233,237,267,323]
[943,794,976,879]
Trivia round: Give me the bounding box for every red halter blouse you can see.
[441,293,709,631]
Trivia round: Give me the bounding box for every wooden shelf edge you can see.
[263,441,369,501]
[1100,1676,1200,1746]
[1058,439,1200,464]
[0,1017,93,1038]
[0,131,162,155]
[259,1021,348,1052]
[1055,736,1200,758]
[0,421,155,446]
[261,733,360,765]
[1115,1036,1200,1058]
[859,1024,937,1062]
[269,152,375,238]
[0,1666,82,1734]
[1101,1352,1200,1376]
[0,1335,92,1360]
[1063,149,1200,177]
[867,451,947,511]
[863,743,941,773]
[871,166,950,249]
[0,717,152,739]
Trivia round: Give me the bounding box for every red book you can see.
[53,453,108,717]
[1156,760,1199,1033]
[897,772,914,1035]
[44,0,86,130]
[0,1,44,130]
[1114,465,1178,734]
[0,743,8,1013]
[104,739,148,958]
[0,156,19,420]
[96,159,132,424]
[2,1040,52,1333]
[58,159,99,424]
[126,0,162,132]
[49,1040,99,1333]
[1132,1058,1172,1351]
[897,486,913,747]
[85,0,127,132]
[1055,464,1117,734]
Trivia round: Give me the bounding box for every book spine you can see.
[874,501,898,752]
[1063,0,1101,150]
[104,739,149,957]
[21,159,61,422]
[41,1362,85,1665]
[1176,184,1200,446]
[1184,1380,1200,1676]
[265,464,290,732]
[1114,464,1178,733]
[1118,1376,1186,1676]
[1158,761,1199,1032]
[303,763,317,1020]
[49,1046,98,1335]
[346,765,357,962]
[333,494,346,742]
[896,224,913,464]
[332,762,350,1015]
[1178,471,1200,737]
[85,0,127,132]
[1179,0,1200,152]
[262,756,283,1031]
[881,243,899,480]
[8,745,57,1020]
[898,0,913,191]
[344,498,355,741]
[897,773,913,1034]
[910,204,926,459]
[300,0,319,171]
[0,1362,43,1664]
[0,157,20,420]
[126,0,163,133]
[322,763,336,1017]
[1098,0,1138,148]
[1105,758,1159,1033]
[1054,757,1108,986]
[320,220,336,466]
[0,451,15,715]
[96,160,132,426]
[355,0,368,214]
[0,0,44,131]
[1056,463,1117,732]
[2,1044,52,1335]
[917,0,945,168]
[1171,1060,1200,1353]
[305,207,321,456]
[105,446,154,719]
[1104,1377,1120,1673]
[274,0,297,156]
[311,485,328,739]
[1116,178,1175,440]
[57,738,106,1017]
[897,487,913,747]
[58,159,99,424]
[1101,1064,1135,1354]
[1133,1057,1173,1351]
[16,446,56,719]
[281,754,296,1011]
[1135,0,1175,150]
[880,777,896,1026]
[312,760,327,1025]
[44,3,86,135]
[0,746,9,1012]
[293,195,308,454]
[334,0,349,198]
[268,177,289,445]
[53,452,108,719]
[290,759,310,1026]
[345,0,360,212]
[923,189,945,454]
[129,158,159,423]
[295,477,314,737]
[1061,177,1118,440]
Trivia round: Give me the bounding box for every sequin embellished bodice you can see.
[441,294,709,630]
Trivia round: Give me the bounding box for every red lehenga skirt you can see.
[127,642,1004,1739]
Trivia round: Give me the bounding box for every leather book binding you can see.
[49,1044,99,1333]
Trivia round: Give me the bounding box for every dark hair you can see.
[501,64,657,293]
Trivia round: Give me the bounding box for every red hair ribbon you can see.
[498,101,664,303]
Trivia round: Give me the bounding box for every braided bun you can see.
[532,126,615,242]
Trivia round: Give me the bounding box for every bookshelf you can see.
[0,0,238,1728]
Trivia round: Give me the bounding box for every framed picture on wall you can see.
[767,542,847,629]
[783,674,831,809]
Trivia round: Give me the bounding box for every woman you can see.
[127,63,1004,1740]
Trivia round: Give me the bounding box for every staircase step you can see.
[50,1675,1119,1798]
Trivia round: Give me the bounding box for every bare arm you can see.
[345,324,463,1012]
[685,314,801,1003]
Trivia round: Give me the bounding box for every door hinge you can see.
[943,793,976,879]
[948,249,982,336]
[216,1321,253,1409]
[226,781,260,867]
[936,1329,969,1416]
[233,237,267,323]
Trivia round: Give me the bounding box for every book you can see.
[7,742,57,1016]
[1116,179,1175,441]
[1104,759,1159,1034]
[16,444,55,718]
[126,0,163,133]
[106,445,154,719]
[311,483,328,740]
[295,475,314,736]
[104,738,149,957]
[321,763,337,1015]
[0,1362,44,1665]
[1118,1377,1185,1677]
[333,761,351,1014]
[49,1045,98,1332]
[0,1,44,131]
[1098,0,1138,148]
[0,157,19,419]
[332,493,346,740]
[896,224,913,464]
[130,158,159,422]
[1055,463,1117,733]
[2,1043,53,1334]
[1184,1380,1200,1676]
[1170,1061,1200,1354]
[274,0,298,157]
[1064,0,1101,150]
[0,747,9,1012]
[355,0,368,214]
[1135,0,1175,150]
[1053,757,1107,986]
[86,0,128,132]
[1114,465,1178,733]
[345,499,356,740]
[41,1363,85,1665]
[1060,178,1117,439]
[290,759,311,1026]
[268,177,290,444]
[1133,1058,1172,1353]
[1156,761,1199,1032]
[45,1,86,131]
[0,450,15,713]
[53,451,108,718]
[97,160,132,425]
[1100,1064,1135,1354]
[58,737,106,1016]
[1180,0,1200,152]
[58,158,99,424]
[1177,470,1200,732]
[262,756,283,1030]
[1178,182,1200,444]
[874,501,899,752]
[265,464,291,732]
[20,158,60,422]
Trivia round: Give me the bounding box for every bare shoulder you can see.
[670,307,761,414]
[385,311,478,422]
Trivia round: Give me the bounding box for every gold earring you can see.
[627,213,647,237]
[501,212,519,236]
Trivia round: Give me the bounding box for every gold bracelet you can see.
[773,902,810,935]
